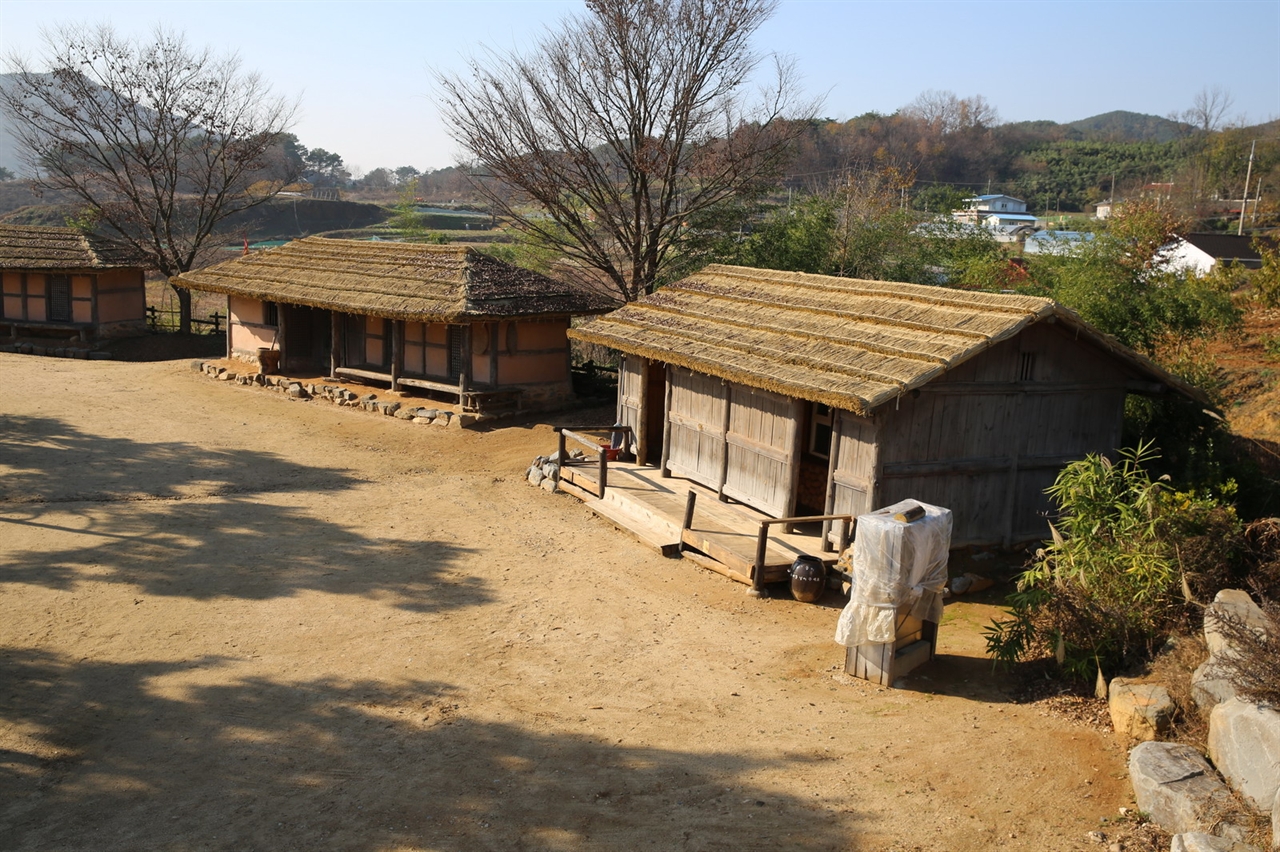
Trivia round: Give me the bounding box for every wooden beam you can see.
[716,380,732,500]
[276,303,286,372]
[821,408,845,551]
[390,320,403,392]
[226,294,232,360]
[881,453,1082,478]
[459,323,473,398]
[783,396,804,532]
[636,356,649,463]
[659,363,674,478]
[329,311,341,379]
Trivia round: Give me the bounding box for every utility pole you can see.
[1238,140,1255,236]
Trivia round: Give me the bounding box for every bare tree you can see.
[1,25,296,331]
[903,90,1000,135]
[434,0,812,302]
[1184,85,1235,133]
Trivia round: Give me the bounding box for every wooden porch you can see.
[554,429,852,593]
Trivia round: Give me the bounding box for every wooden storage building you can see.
[0,225,147,340]
[569,264,1201,547]
[172,237,614,414]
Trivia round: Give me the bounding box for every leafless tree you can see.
[903,89,1000,135]
[1183,85,1235,133]
[434,0,813,302]
[1,25,297,331]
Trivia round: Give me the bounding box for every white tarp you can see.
[834,499,952,647]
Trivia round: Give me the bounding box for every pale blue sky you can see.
[2,0,1278,174]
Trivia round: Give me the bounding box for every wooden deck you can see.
[558,460,843,588]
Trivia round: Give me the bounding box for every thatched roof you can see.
[569,264,1202,415]
[0,225,145,270]
[171,237,616,321]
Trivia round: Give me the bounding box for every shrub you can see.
[985,442,1242,681]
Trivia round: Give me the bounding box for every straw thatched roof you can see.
[171,237,616,321]
[0,225,145,270]
[569,264,1201,415]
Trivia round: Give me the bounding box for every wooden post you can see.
[276,303,287,373]
[783,396,804,532]
[329,311,341,379]
[751,522,769,598]
[598,446,608,498]
[682,489,697,534]
[839,517,852,552]
[488,321,499,388]
[717,380,732,501]
[557,430,567,479]
[635,356,648,462]
[821,409,845,551]
[225,294,232,360]
[459,323,473,406]
[390,320,403,392]
[659,363,674,478]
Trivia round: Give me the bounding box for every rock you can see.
[1192,659,1239,715]
[1271,787,1278,851]
[88,350,111,360]
[528,467,545,486]
[540,477,557,493]
[1171,832,1261,852]
[412,415,435,424]
[1110,679,1175,743]
[1085,830,1108,844]
[569,448,585,460]
[378,401,401,416]
[454,413,477,428]
[219,371,236,381]
[434,412,452,426]
[948,576,973,594]
[1208,698,1280,813]
[394,407,418,420]
[541,462,559,480]
[286,383,309,399]
[1205,590,1269,657]
[360,393,377,402]
[1129,741,1249,840]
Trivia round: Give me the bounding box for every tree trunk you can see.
[172,283,193,334]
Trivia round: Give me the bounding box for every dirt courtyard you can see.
[0,352,1132,851]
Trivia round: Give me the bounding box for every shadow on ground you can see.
[0,415,481,612]
[0,649,862,851]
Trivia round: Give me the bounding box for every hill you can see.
[1064,110,1191,143]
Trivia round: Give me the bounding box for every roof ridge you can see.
[637,300,953,366]
[699,264,1054,316]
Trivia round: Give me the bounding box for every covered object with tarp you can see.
[835,499,951,685]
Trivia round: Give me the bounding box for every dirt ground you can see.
[0,351,1134,852]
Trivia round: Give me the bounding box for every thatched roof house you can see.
[173,237,615,414]
[570,264,1199,546]
[0,224,148,340]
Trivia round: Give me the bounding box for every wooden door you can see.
[665,366,727,490]
[616,355,644,457]
[722,385,800,517]
[828,411,877,520]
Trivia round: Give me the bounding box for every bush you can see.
[985,442,1242,681]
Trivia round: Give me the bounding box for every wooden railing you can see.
[553,425,633,499]
[680,490,853,595]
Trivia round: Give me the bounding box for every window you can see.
[263,301,279,326]
[48,275,72,322]
[1019,352,1037,382]
[809,402,833,459]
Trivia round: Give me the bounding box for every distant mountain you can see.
[1064,111,1191,143]
[0,74,29,178]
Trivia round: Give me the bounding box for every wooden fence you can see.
[146,305,224,334]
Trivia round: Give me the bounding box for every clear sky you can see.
[2,0,1278,175]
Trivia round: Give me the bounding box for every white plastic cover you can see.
[834,499,953,647]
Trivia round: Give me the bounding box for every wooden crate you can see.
[844,614,938,687]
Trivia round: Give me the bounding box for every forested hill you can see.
[786,110,1278,215]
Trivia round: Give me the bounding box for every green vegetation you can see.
[984,444,1241,681]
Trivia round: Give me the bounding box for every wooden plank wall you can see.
[828,412,878,520]
[617,355,645,457]
[665,367,727,490]
[722,385,798,517]
[875,323,1132,545]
